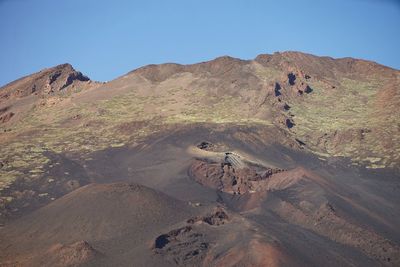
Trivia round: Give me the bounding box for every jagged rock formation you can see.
[0,63,100,126]
[0,63,91,100]
[189,159,285,195]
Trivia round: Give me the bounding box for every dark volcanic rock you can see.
[0,112,14,123]
[154,226,209,265]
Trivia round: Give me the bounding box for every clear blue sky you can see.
[0,0,399,86]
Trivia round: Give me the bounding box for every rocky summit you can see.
[0,51,399,266]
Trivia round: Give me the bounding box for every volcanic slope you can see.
[0,51,400,266]
[0,181,304,267]
[0,182,198,266]
[1,129,399,266]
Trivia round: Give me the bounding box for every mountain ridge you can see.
[2,50,397,89]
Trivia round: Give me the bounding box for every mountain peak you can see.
[0,63,92,100]
[0,63,98,125]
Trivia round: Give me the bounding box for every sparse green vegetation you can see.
[0,59,398,196]
[0,170,23,191]
[288,77,399,167]
[0,82,277,192]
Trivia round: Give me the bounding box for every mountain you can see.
[0,51,399,266]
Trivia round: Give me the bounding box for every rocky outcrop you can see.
[154,225,210,265]
[0,63,99,127]
[0,63,94,102]
[189,159,285,195]
[187,207,229,226]
[153,208,230,266]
